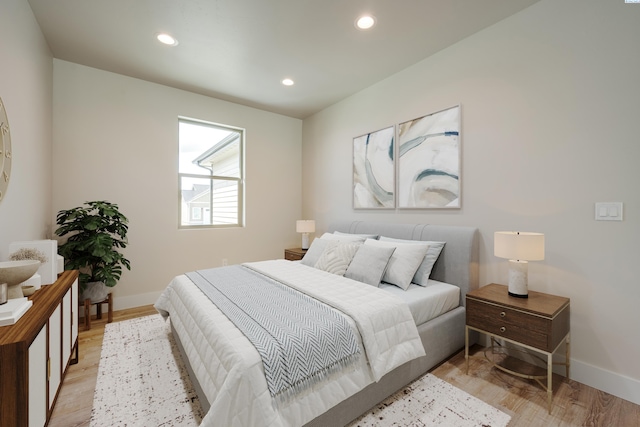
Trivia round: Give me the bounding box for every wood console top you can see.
[0,270,79,347]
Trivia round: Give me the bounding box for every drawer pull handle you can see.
[500,312,506,318]
[500,326,506,333]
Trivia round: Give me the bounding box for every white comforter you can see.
[155,260,425,427]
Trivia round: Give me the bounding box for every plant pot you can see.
[82,281,109,303]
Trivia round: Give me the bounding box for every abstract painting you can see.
[397,105,461,208]
[353,126,395,209]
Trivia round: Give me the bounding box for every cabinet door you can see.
[62,288,72,365]
[48,304,62,410]
[29,326,47,427]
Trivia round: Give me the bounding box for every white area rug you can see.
[92,315,510,427]
[91,315,204,426]
[347,374,511,427]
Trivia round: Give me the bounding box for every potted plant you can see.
[55,201,131,302]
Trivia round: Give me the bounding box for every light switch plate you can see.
[595,202,623,221]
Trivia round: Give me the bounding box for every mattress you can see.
[379,279,460,326]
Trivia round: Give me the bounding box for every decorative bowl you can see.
[0,260,41,299]
[0,260,40,286]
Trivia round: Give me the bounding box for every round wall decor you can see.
[0,96,12,202]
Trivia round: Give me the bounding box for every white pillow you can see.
[364,239,429,290]
[378,236,445,286]
[314,242,361,275]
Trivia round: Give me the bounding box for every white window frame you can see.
[178,117,245,229]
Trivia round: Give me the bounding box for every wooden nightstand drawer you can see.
[466,299,549,350]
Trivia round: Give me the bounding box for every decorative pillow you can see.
[364,239,429,290]
[333,231,379,240]
[378,236,445,286]
[300,238,338,267]
[344,245,396,287]
[314,242,361,275]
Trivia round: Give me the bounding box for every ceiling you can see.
[27,0,539,119]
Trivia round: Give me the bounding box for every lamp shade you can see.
[296,220,315,233]
[494,231,544,261]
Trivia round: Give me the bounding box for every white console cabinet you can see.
[0,270,79,427]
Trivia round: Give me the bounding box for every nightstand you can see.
[465,283,570,413]
[284,247,307,261]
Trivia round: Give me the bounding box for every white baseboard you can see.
[571,358,640,406]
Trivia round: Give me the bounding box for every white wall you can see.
[52,60,303,308]
[0,0,53,258]
[301,0,640,404]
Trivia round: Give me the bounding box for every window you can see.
[179,118,244,228]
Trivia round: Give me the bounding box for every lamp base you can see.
[508,291,529,298]
[508,260,529,298]
[301,233,310,250]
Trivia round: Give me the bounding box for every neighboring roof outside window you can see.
[193,133,241,177]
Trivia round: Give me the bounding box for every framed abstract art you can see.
[353,125,395,209]
[397,105,461,209]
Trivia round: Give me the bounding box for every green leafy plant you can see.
[55,201,131,290]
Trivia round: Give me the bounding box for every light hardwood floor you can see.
[49,306,639,427]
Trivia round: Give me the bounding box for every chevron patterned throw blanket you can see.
[186,266,361,401]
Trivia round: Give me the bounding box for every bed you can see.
[155,221,479,426]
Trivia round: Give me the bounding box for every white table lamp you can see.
[494,231,545,298]
[296,220,315,250]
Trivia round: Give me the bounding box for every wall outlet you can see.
[222,258,228,266]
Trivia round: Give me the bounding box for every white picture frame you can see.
[8,240,58,285]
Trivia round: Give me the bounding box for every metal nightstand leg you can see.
[566,334,571,378]
[547,352,553,414]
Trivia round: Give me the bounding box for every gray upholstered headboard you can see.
[327,221,479,306]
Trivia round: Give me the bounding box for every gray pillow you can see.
[378,236,445,286]
[300,238,338,267]
[344,245,396,287]
[365,239,429,290]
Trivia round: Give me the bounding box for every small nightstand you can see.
[465,283,570,413]
[284,247,307,261]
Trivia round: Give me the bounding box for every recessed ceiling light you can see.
[156,33,178,46]
[355,15,376,30]
[282,78,294,86]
